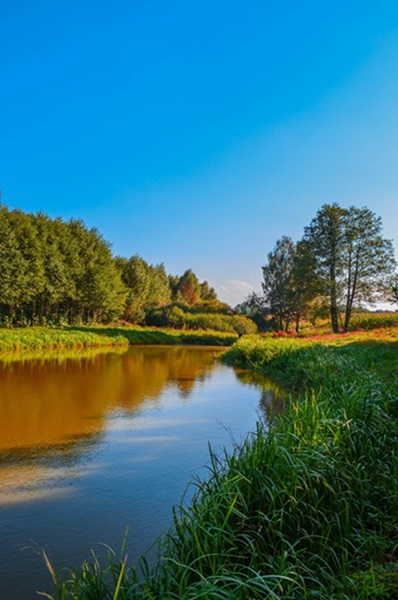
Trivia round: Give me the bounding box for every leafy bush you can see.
[145,303,257,334]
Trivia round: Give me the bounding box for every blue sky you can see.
[2,1,398,305]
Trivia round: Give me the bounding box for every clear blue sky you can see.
[2,1,398,305]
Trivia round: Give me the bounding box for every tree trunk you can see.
[330,266,340,333]
[295,312,300,333]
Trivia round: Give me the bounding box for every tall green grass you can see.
[0,327,129,352]
[348,312,398,331]
[0,326,237,355]
[41,335,398,598]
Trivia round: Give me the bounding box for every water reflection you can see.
[0,346,284,600]
[233,369,285,423]
[0,347,221,503]
[0,346,219,451]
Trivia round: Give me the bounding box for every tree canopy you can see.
[255,203,396,333]
[0,205,221,327]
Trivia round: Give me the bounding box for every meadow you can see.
[40,329,398,599]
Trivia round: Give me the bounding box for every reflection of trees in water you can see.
[118,347,220,405]
[0,347,222,497]
[233,369,285,425]
[0,347,221,451]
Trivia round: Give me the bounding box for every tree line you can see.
[0,205,223,327]
[238,204,396,333]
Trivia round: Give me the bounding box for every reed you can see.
[41,333,398,598]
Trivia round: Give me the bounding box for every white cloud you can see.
[217,280,255,306]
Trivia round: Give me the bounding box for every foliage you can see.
[145,303,257,334]
[389,275,398,305]
[0,205,219,327]
[173,269,201,304]
[261,236,296,331]
[256,203,396,334]
[304,204,395,332]
[235,292,273,331]
[249,235,320,333]
[116,255,171,324]
[0,206,128,325]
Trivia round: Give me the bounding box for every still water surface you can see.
[0,346,283,600]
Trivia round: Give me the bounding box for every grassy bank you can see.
[43,333,398,598]
[0,326,237,354]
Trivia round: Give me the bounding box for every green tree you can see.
[288,239,320,332]
[176,269,201,305]
[304,204,345,333]
[342,206,395,331]
[199,280,217,301]
[0,206,29,322]
[120,255,151,322]
[35,213,74,322]
[75,227,127,322]
[119,256,171,323]
[235,292,270,331]
[390,276,398,305]
[147,263,171,306]
[261,236,296,331]
[304,204,395,332]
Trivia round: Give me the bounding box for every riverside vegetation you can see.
[0,326,238,354]
[0,205,255,334]
[41,331,398,599]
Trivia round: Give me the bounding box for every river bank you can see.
[0,325,237,355]
[42,332,398,598]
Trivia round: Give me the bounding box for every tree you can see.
[120,255,151,322]
[175,269,201,305]
[261,236,296,331]
[147,263,171,306]
[0,206,29,322]
[119,256,172,323]
[390,276,398,305]
[304,204,395,332]
[235,292,270,331]
[75,227,127,322]
[304,204,345,333]
[288,239,320,332]
[341,206,395,331]
[199,281,217,301]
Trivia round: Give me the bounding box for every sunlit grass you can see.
[0,325,237,356]
[0,327,129,352]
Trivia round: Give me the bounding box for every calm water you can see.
[0,346,283,600]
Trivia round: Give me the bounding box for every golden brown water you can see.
[0,346,283,599]
[0,346,214,452]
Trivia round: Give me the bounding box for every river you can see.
[0,346,283,600]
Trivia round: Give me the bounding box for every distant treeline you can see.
[0,205,255,333]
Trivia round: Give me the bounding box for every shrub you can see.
[145,304,257,334]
